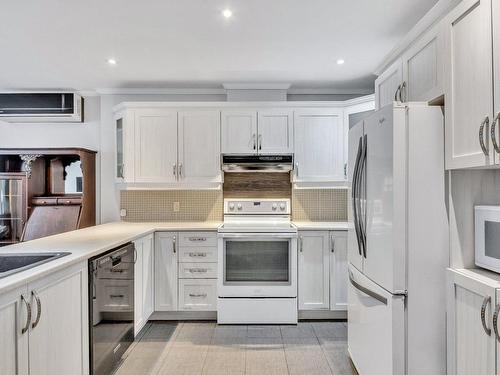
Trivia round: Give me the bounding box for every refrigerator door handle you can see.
[349,270,388,305]
[358,134,368,258]
[352,136,363,256]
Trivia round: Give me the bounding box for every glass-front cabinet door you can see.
[116,117,124,179]
[0,173,27,246]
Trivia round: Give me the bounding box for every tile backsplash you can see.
[120,188,347,222]
[120,190,223,222]
[292,189,347,221]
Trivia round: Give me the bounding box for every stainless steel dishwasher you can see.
[89,242,135,375]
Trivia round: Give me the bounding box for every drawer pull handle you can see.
[109,269,125,273]
[188,268,208,273]
[110,294,125,298]
[189,252,207,257]
[189,237,207,242]
[494,303,500,342]
[189,293,207,298]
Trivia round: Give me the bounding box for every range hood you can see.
[222,154,293,173]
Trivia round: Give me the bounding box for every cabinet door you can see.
[134,109,178,182]
[221,110,257,154]
[294,109,345,183]
[446,269,496,375]
[28,263,88,375]
[155,232,178,311]
[142,234,154,320]
[0,285,29,375]
[115,110,135,182]
[492,0,500,163]
[133,238,144,335]
[257,110,293,154]
[445,0,494,169]
[178,110,221,184]
[402,21,445,102]
[330,231,348,311]
[375,59,403,109]
[298,231,330,310]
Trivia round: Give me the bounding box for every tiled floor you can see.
[115,321,356,375]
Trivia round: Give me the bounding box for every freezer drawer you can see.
[348,264,405,375]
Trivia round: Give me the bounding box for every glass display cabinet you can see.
[0,172,27,246]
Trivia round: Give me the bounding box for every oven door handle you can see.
[218,233,297,239]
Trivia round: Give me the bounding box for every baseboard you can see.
[298,310,347,320]
[149,310,346,321]
[150,311,217,320]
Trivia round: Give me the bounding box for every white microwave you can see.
[475,206,500,273]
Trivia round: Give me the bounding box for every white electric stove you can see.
[217,198,298,324]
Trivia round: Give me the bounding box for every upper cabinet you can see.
[221,110,257,154]
[115,107,222,188]
[221,109,293,154]
[134,109,178,183]
[401,21,445,103]
[178,110,221,184]
[374,59,403,109]
[257,110,293,154]
[445,0,495,169]
[293,109,346,184]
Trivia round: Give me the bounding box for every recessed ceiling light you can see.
[222,9,232,18]
[336,59,345,65]
[107,58,117,65]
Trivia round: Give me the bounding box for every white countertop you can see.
[0,219,348,294]
[0,221,221,294]
[292,221,349,231]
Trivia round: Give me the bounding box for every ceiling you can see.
[0,0,439,93]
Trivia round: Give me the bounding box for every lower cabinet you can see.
[134,233,154,335]
[179,279,217,311]
[298,230,348,311]
[330,231,348,311]
[0,262,88,375]
[154,232,178,311]
[447,268,498,375]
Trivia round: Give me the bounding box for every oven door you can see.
[218,233,297,298]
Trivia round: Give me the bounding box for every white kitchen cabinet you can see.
[447,269,497,375]
[330,231,348,311]
[155,232,178,311]
[221,110,258,154]
[28,262,88,375]
[401,21,445,103]
[134,109,178,183]
[115,110,135,182]
[492,0,500,164]
[375,59,403,109]
[0,284,29,375]
[445,0,495,169]
[178,110,221,184]
[298,231,330,310]
[134,234,154,335]
[257,110,293,154]
[178,279,217,311]
[293,109,345,184]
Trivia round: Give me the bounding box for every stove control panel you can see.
[224,198,290,215]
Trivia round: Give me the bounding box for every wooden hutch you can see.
[0,148,96,245]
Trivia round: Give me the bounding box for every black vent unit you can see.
[0,93,83,122]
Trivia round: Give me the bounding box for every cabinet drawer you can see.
[179,262,217,279]
[32,197,58,206]
[178,279,217,311]
[98,280,134,312]
[179,247,218,262]
[179,232,217,247]
[57,197,82,205]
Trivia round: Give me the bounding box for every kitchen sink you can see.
[0,252,71,279]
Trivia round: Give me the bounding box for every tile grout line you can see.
[280,325,292,375]
[314,326,337,375]
[199,323,216,375]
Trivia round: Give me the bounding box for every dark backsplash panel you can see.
[223,172,292,198]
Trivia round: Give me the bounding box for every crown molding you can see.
[96,87,227,95]
[222,83,291,90]
[288,88,373,95]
